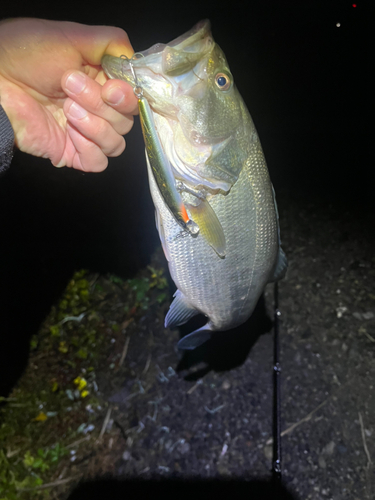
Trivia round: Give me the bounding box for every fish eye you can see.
[215,72,232,91]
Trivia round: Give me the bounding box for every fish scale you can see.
[148,135,277,331]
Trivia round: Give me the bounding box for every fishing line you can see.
[272,281,282,482]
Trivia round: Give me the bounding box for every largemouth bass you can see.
[102,20,287,349]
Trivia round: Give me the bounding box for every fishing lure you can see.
[121,54,199,237]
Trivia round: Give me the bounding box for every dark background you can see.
[0,1,370,497]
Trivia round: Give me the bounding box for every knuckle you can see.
[117,117,134,136]
[112,27,130,43]
[107,137,126,157]
[85,90,104,115]
[93,117,108,138]
[81,153,108,172]
[97,156,109,171]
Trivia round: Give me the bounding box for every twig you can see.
[65,435,91,449]
[187,379,203,395]
[118,336,131,368]
[58,467,67,480]
[89,273,100,291]
[204,404,225,414]
[6,448,20,458]
[364,331,375,343]
[114,420,127,439]
[266,398,328,445]
[142,353,152,374]
[17,475,81,492]
[359,412,373,469]
[97,406,112,441]
[60,313,86,325]
[121,318,134,332]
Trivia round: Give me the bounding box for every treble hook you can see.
[119,53,145,99]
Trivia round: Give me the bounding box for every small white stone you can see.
[336,306,347,318]
[363,312,374,320]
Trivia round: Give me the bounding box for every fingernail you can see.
[67,101,87,119]
[105,86,125,105]
[65,72,86,94]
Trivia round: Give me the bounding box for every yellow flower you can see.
[74,376,87,391]
[58,341,68,353]
[34,412,47,422]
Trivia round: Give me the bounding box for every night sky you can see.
[0,1,370,391]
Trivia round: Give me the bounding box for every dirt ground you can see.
[1,192,374,500]
[69,193,375,500]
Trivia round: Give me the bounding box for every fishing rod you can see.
[272,281,282,483]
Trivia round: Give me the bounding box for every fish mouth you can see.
[102,19,213,102]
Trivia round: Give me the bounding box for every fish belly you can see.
[147,140,278,332]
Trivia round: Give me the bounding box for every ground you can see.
[0,193,374,500]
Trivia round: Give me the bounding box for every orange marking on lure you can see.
[181,204,189,223]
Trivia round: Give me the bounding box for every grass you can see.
[0,260,168,500]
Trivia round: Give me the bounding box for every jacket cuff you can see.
[0,103,15,174]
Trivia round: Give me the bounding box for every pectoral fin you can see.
[165,290,200,328]
[186,199,226,257]
[177,324,212,350]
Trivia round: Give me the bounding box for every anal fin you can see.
[177,324,212,350]
[165,290,200,328]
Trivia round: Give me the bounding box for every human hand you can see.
[0,18,138,172]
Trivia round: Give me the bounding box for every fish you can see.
[102,20,287,350]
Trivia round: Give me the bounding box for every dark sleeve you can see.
[0,103,15,174]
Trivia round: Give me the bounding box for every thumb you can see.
[60,22,134,66]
